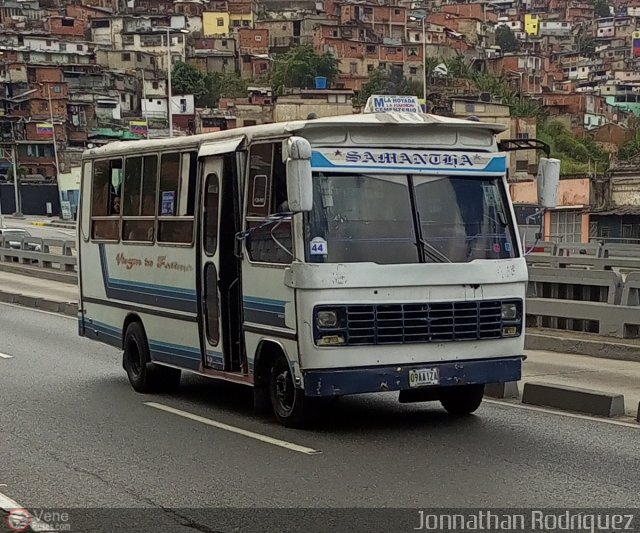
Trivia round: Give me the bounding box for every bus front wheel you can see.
[439,384,484,416]
[123,321,181,393]
[269,355,307,428]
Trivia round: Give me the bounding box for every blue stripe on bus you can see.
[310,152,508,173]
[98,244,197,313]
[242,296,287,328]
[87,320,122,348]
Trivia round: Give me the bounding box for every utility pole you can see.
[422,16,427,108]
[10,121,21,217]
[166,27,173,138]
[47,84,62,217]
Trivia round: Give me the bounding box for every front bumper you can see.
[303,356,523,397]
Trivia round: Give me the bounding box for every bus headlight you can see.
[317,310,338,328]
[501,302,518,321]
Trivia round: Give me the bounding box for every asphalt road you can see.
[0,304,639,532]
[0,217,75,241]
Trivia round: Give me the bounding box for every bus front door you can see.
[199,143,245,373]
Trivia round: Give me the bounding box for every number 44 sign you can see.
[310,237,328,256]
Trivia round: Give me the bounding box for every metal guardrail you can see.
[526,244,640,338]
[0,236,76,272]
[4,238,640,339]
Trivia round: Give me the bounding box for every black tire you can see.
[123,321,181,393]
[439,384,485,416]
[268,354,308,428]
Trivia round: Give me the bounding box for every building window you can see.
[350,62,358,74]
[122,52,131,61]
[516,132,530,140]
[255,35,262,41]
[550,209,582,243]
[409,67,417,75]
[46,40,52,46]
[157,151,196,244]
[246,142,292,264]
[61,18,74,27]
[91,158,123,241]
[180,98,187,113]
[122,155,157,242]
[242,20,250,27]
[53,85,61,93]
[60,43,67,51]
[394,8,400,15]
[77,44,83,51]
[232,20,241,27]
[516,159,529,172]
[152,81,159,89]
[367,64,374,72]
[217,17,224,26]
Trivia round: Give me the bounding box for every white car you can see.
[0,228,42,251]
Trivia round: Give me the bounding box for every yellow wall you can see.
[203,12,230,36]
[525,14,540,36]
[229,13,254,29]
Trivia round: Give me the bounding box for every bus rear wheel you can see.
[269,354,308,428]
[439,384,484,416]
[123,321,181,393]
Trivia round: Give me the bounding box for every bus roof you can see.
[82,112,507,158]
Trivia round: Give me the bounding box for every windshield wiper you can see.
[418,237,452,263]
[413,207,451,263]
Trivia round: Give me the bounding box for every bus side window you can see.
[245,141,293,264]
[157,151,196,245]
[91,158,122,241]
[122,155,157,243]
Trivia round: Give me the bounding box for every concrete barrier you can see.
[0,289,77,317]
[522,382,625,417]
[486,382,519,399]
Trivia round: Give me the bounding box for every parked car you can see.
[0,228,42,251]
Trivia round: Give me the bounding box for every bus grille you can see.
[343,300,505,346]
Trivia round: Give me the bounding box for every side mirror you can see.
[537,157,560,209]
[283,136,313,212]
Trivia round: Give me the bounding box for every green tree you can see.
[354,67,415,106]
[495,25,520,53]
[592,0,612,17]
[538,119,611,174]
[206,72,249,104]
[579,36,596,55]
[445,54,471,79]
[354,67,387,106]
[271,44,338,93]
[171,61,208,102]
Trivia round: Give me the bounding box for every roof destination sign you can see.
[364,95,421,114]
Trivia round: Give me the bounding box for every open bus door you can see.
[198,138,246,373]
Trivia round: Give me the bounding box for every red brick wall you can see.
[442,3,497,22]
[47,17,87,38]
[30,67,64,84]
[238,28,269,53]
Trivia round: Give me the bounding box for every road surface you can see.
[0,216,75,241]
[0,304,638,532]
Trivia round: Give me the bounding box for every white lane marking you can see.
[0,301,75,320]
[0,490,56,532]
[145,402,322,455]
[485,399,640,429]
[0,352,13,359]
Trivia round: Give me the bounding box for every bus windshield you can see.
[304,172,518,264]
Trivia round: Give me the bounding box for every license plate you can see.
[408,368,439,387]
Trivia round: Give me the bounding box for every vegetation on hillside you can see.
[537,119,610,175]
[270,44,339,94]
[171,61,248,107]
